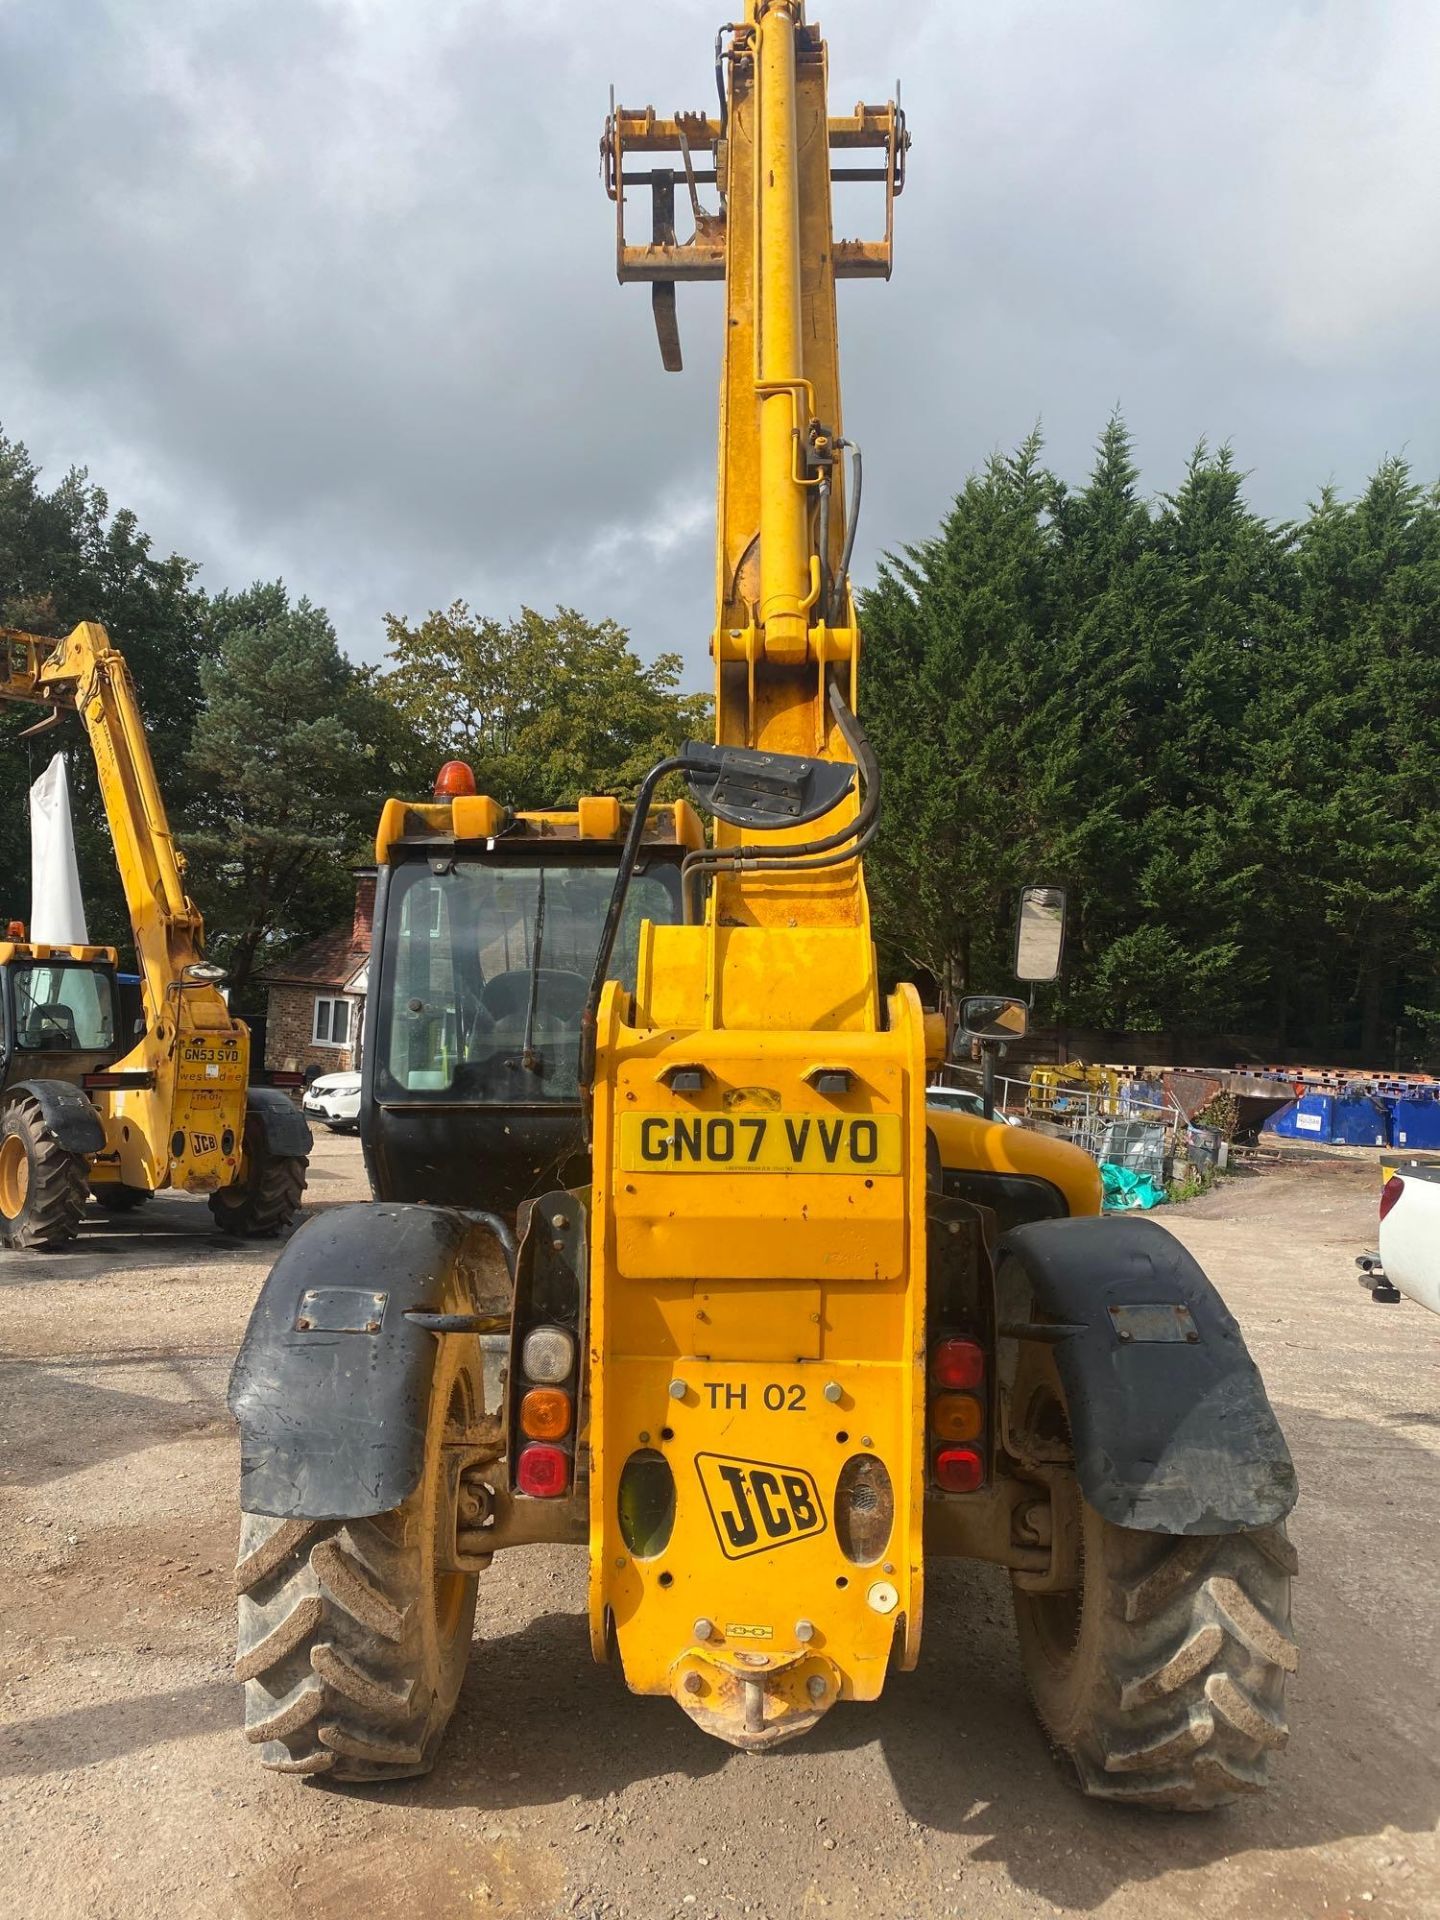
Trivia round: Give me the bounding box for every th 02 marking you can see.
[696,1453,827,1559]
[702,1381,806,1412]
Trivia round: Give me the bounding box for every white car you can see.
[925,1084,1020,1125]
[1369,1163,1440,1315]
[303,1070,362,1132]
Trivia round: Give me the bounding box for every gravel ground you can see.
[1,1136,1436,1920]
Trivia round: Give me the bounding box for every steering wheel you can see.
[479,968,588,1025]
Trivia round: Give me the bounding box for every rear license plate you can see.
[618,1111,901,1174]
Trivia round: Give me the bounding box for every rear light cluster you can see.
[930,1337,986,1492]
[514,1324,577,1498]
[1379,1174,1405,1223]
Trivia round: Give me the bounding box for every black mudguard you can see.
[996,1214,1298,1535]
[228,1201,503,1519]
[244,1085,313,1158]
[7,1079,105,1156]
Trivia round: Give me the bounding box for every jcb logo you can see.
[696,1453,827,1560]
[189,1132,218,1156]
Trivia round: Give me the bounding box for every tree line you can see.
[862,422,1440,1065]
[3,418,1437,1063]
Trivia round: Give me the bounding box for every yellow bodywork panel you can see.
[0,942,115,966]
[926,1107,1104,1220]
[375,794,704,864]
[101,1026,249,1194]
[635,922,876,1034]
[588,982,929,1743]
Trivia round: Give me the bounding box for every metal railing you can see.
[933,1062,1190,1164]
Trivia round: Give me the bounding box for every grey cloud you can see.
[2,0,1437,684]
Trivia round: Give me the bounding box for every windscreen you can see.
[375,859,682,1103]
[10,962,118,1052]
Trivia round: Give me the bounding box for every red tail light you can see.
[1379,1174,1404,1222]
[515,1442,570,1498]
[932,1338,984,1390]
[933,1446,985,1493]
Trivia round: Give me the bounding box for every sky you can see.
[3,0,1439,687]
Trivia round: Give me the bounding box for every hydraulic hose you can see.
[715,26,733,140]
[817,473,833,622]
[579,753,697,1099]
[828,436,862,624]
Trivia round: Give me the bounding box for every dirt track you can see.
[1,1138,1437,1920]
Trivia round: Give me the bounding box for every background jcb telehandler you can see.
[0,621,311,1249]
[228,3,1297,1808]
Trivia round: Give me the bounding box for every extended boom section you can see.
[592,2,924,1747]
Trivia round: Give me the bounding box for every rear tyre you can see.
[1009,1348,1297,1810]
[90,1182,153,1212]
[0,1097,89,1250]
[209,1115,307,1237]
[235,1337,483,1781]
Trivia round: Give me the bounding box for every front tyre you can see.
[210,1114,307,1237]
[235,1335,483,1781]
[1010,1350,1296,1810]
[0,1096,89,1250]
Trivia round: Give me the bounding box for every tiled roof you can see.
[257,926,369,990]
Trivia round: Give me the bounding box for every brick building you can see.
[259,873,375,1079]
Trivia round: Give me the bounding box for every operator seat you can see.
[24,1004,79,1049]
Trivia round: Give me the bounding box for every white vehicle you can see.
[925,1083,1021,1125]
[1361,1163,1440,1315]
[302,1070,361,1133]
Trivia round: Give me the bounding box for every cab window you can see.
[10,963,117,1051]
[378,860,680,1102]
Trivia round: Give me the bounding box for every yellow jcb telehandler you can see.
[227,3,1296,1807]
[0,621,311,1248]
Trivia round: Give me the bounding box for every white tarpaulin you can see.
[29,753,89,946]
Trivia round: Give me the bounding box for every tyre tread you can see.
[1070,1529,1296,1809]
[0,1098,89,1250]
[209,1137,307,1237]
[235,1510,469,1783]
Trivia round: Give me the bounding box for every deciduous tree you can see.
[376,602,711,806]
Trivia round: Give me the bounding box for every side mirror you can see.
[1014,885,1066,983]
[959,994,1029,1042]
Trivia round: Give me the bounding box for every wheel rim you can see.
[1017,1381,1085,1669]
[433,1372,478,1645]
[0,1133,30,1220]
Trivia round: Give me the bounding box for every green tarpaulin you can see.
[1100,1162,1169,1211]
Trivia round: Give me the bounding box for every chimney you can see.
[351,871,377,951]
